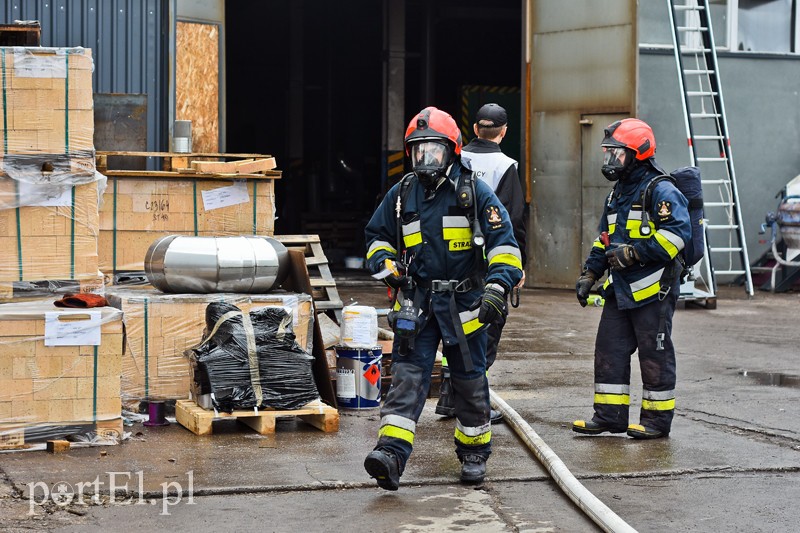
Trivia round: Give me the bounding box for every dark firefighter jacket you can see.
[365,161,523,343]
[584,162,692,310]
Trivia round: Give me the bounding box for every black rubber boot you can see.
[435,373,456,418]
[627,424,668,439]
[490,409,504,423]
[364,449,401,491]
[572,419,627,435]
[459,454,487,484]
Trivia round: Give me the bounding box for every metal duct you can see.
[144,236,290,294]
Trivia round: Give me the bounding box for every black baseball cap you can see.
[475,103,508,127]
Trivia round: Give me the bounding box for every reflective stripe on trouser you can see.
[451,374,491,460]
[592,289,678,433]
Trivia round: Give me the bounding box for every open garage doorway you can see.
[225,0,522,266]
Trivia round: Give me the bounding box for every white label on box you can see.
[13,49,67,78]
[17,182,73,207]
[201,181,249,211]
[45,311,102,346]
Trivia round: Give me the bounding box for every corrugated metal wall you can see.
[1,0,168,152]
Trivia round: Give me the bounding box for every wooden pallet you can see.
[96,151,280,179]
[175,399,339,436]
[275,234,345,322]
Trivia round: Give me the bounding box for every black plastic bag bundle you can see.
[188,301,319,412]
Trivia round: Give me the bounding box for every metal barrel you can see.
[144,235,289,294]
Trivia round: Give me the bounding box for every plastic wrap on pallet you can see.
[105,287,314,402]
[187,301,319,412]
[0,300,124,451]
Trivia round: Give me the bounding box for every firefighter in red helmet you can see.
[573,118,691,439]
[363,107,523,489]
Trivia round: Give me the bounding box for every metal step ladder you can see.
[667,0,754,297]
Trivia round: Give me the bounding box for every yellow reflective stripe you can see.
[608,223,616,234]
[632,280,661,301]
[592,239,606,251]
[594,393,630,405]
[625,218,656,239]
[455,428,491,446]
[378,425,415,444]
[443,227,472,240]
[488,253,522,270]
[403,232,422,247]
[462,317,483,335]
[642,398,676,411]
[366,240,396,259]
[654,232,679,259]
[603,275,612,289]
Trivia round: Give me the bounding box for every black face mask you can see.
[601,146,634,182]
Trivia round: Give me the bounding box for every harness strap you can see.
[449,293,474,373]
[655,259,679,351]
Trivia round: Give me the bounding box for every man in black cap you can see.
[435,103,528,423]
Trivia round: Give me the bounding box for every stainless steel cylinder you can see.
[144,235,289,294]
[778,200,800,249]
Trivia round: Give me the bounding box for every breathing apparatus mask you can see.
[601,146,634,182]
[410,140,451,188]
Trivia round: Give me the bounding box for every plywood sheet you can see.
[176,22,219,153]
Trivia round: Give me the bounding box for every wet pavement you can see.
[1,279,799,532]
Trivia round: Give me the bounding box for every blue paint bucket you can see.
[335,345,382,409]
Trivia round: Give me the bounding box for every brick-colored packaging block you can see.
[98,176,276,272]
[0,180,100,282]
[106,288,313,401]
[0,301,122,435]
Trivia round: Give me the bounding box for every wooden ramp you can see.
[175,399,339,436]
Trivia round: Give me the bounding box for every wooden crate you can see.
[175,399,338,436]
[0,302,124,447]
[97,152,279,273]
[0,273,105,304]
[0,419,123,451]
[106,288,314,402]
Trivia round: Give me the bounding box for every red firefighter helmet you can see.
[404,107,462,156]
[601,118,656,160]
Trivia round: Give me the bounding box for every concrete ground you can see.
[1,279,798,532]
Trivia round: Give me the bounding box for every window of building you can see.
[703,0,799,53]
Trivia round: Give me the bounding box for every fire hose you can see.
[490,390,638,533]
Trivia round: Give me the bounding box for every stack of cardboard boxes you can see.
[0,47,124,448]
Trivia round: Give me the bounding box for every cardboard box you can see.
[0,301,123,447]
[0,180,100,281]
[99,176,276,272]
[106,288,313,401]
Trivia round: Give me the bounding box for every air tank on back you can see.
[144,235,289,294]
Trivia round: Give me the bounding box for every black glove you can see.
[478,283,507,324]
[575,271,597,307]
[605,244,639,271]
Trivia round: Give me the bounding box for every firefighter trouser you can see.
[375,311,491,472]
[591,289,678,434]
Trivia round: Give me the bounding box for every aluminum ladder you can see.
[667,0,754,297]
